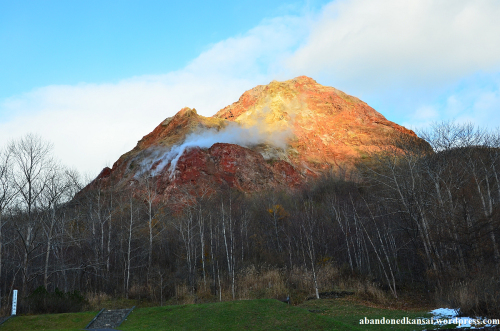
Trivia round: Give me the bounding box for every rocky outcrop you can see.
[216,76,422,173]
[84,76,428,198]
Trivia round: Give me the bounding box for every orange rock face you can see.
[216,76,420,173]
[86,76,426,198]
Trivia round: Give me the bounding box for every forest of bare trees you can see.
[0,123,499,316]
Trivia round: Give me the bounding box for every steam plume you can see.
[136,120,292,178]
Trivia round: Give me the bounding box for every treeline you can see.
[0,123,499,316]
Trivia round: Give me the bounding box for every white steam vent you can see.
[135,121,292,179]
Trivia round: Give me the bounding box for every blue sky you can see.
[1,0,500,175]
[1,0,326,98]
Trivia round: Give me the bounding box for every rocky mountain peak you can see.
[87,76,426,198]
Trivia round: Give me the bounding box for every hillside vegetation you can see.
[0,122,498,319]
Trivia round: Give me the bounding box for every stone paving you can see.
[87,308,133,330]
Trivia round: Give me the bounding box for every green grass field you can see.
[0,311,96,331]
[0,298,453,331]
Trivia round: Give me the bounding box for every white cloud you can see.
[2,0,500,177]
[461,89,500,127]
[414,106,439,121]
[404,83,500,130]
[0,76,253,177]
[0,16,305,176]
[288,0,500,90]
[286,0,500,130]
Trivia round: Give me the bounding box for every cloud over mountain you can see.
[1,0,499,176]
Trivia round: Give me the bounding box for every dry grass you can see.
[237,265,287,300]
[128,284,151,300]
[82,264,394,308]
[438,276,500,317]
[236,264,389,305]
[317,264,340,289]
[85,292,111,311]
[194,280,213,302]
[354,280,388,304]
[174,283,196,305]
[288,266,312,291]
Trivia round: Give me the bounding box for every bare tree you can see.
[8,134,54,294]
[40,164,76,289]
[138,174,162,273]
[0,147,17,308]
[301,198,320,299]
[363,134,440,272]
[123,190,140,299]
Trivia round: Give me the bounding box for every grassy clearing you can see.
[299,298,451,330]
[0,311,96,331]
[0,298,457,330]
[120,299,355,331]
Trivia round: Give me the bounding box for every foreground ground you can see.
[0,298,451,331]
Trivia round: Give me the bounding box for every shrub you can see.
[24,286,87,314]
[439,276,500,317]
